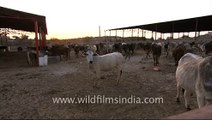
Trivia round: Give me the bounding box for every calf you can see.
[85,49,125,88]
[176,53,212,110]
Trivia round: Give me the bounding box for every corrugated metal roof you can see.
[0,6,47,34]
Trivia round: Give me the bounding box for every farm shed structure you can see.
[0,6,48,65]
[107,15,212,39]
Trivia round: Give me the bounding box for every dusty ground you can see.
[0,50,198,119]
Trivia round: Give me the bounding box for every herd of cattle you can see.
[2,39,212,111]
[25,40,212,66]
[44,40,212,110]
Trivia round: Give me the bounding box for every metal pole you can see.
[172,22,175,39]
[109,30,111,41]
[99,26,101,37]
[155,25,157,40]
[42,32,46,47]
[142,30,144,37]
[137,28,140,37]
[34,20,39,66]
[195,18,198,40]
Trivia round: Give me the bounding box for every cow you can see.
[85,49,125,88]
[172,43,187,66]
[139,42,152,58]
[204,41,212,55]
[151,42,162,66]
[176,53,212,110]
[48,45,71,60]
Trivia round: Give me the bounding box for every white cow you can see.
[85,49,125,87]
[176,53,212,110]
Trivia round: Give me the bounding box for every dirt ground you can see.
[0,50,198,119]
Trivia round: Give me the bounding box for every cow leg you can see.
[153,55,156,66]
[156,56,160,66]
[116,68,122,86]
[93,71,101,88]
[146,51,150,58]
[184,90,191,110]
[27,52,31,65]
[196,94,205,108]
[176,84,181,103]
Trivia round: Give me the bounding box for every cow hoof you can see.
[176,98,180,103]
[186,107,191,111]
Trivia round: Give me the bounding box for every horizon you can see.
[0,0,212,39]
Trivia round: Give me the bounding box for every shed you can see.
[0,6,48,65]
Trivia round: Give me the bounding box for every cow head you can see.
[199,56,212,93]
[85,49,98,64]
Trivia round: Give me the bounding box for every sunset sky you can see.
[0,0,212,39]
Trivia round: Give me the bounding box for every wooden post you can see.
[34,20,39,66]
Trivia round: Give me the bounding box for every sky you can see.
[0,0,212,39]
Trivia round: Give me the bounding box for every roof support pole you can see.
[137,28,140,37]
[151,31,153,39]
[109,30,111,41]
[142,30,144,37]
[154,32,157,40]
[172,22,175,39]
[42,32,46,47]
[122,30,125,38]
[39,28,42,50]
[115,30,117,41]
[131,29,133,37]
[34,20,39,66]
[155,24,157,40]
[195,18,198,40]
